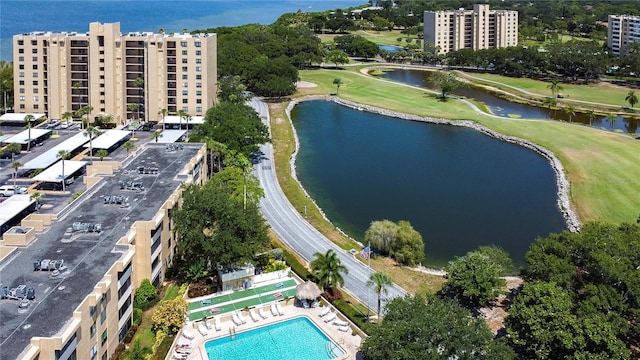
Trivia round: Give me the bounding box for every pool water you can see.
[204,316,345,360]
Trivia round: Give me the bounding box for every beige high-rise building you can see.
[608,15,640,58]
[12,22,216,124]
[423,4,518,55]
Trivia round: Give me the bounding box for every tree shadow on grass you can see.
[424,92,448,102]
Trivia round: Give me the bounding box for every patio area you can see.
[172,301,362,360]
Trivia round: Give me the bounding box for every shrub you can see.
[109,343,126,360]
[134,279,159,310]
[280,246,316,282]
[122,324,138,344]
[133,307,143,326]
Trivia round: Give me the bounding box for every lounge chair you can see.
[333,319,348,327]
[270,303,279,316]
[276,302,284,315]
[259,307,269,319]
[214,315,222,331]
[173,351,189,359]
[232,312,243,326]
[204,317,213,330]
[237,311,248,324]
[324,312,337,323]
[311,299,319,308]
[338,325,350,332]
[181,329,195,340]
[250,309,260,322]
[318,306,331,317]
[197,322,208,336]
[303,300,310,309]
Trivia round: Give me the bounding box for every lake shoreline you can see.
[285,95,581,246]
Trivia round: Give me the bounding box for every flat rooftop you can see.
[0,143,203,360]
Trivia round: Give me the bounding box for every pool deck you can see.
[172,301,363,360]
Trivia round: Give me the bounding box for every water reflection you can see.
[375,68,639,134]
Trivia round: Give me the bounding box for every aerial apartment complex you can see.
[12,22,217,124]
[0,143,208,360]
[423,4,518,55]
[608,14,640,57]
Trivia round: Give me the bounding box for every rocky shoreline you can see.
[285,95,581,236]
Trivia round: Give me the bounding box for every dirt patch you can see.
[296,81,318,89]
[480,276,523,334]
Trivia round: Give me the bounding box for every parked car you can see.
[0,185,23,197]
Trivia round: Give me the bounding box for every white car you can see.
[0,185,28,196]
[59,121,70,129]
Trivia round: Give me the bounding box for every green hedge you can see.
[280,246,316,282]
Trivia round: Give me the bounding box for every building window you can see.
[195,66,201,72]
[182,50,187,55]
[90,322,96,338]
[196,106,202,112]
[196,50,201,55]
[90,344,98,359]
[31,40,37,45]
[195,58,201,64]
[32,48,38,54]
[19,80,24,85]
[32,56,37,61]
[99,58,104,63]
[33,88,38,94]
[182,106,188,111]
[182,58,188,64]
[196,90,201,96]
[18,48,24,54]
[196,99,201,104]
[195,41,201,47]
[18,56,24,62]
[18,40,24,45]
[182,74,188,80]
[19,72,24,77]
[19,96,25,101]
[32,80,38,85]
[182,66,188,72]
[196,83,202,88]
[101,330,107,346]
[32,64,38,70]
[182,99,188,104]
[32,72,38,78]
[33,96,38,102]
[19,65,24,70]
[196,74,201,80]
[182,82,188,88]
[19,88,24,95]
[182,90,188,95]
[20,104,25,109]
[33,104,39,109]
[100,309,106,324]
[181,41,187,47]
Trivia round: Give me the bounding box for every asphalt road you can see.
[248,97,407,315]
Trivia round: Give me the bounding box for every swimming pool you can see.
[204,316,346,360]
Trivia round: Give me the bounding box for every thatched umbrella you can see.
[295,281,322,300]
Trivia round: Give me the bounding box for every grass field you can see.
[293,68,640,225]
[318,29,421,47]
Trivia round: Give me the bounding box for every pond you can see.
[292,100,567,267]
[375,68,638,134]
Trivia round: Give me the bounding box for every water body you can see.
[292,100,567,267]
[0,0,364,60]
[376,68,639,133]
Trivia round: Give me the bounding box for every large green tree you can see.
[361,295,515,360]
[389,220,424,266]
[440,249,506,309]
[172,176,269,275]
[310,249,348,292]
[429,70,463,99]
[191,102,269,157]
[364,220,398,255]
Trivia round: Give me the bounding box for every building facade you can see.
[608,15,640,58]
[423,4,518,55]
[0,143,207,360]
[12,22,217,124]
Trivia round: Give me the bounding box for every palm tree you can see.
[177,109,188,130]
[84,125,102,163]
[80,105,93,129]
[333,78,343,95]
[121,141,135,156]
[30,192,44,212]
[11,161,22,187]
[151,130,163,143]
[367,271,393,319]
[127,103,139,124]
[206,139,227,174]
[134,77,145,122]
[626,90,638,109]
[543,97,557,118]
[95,149,108,161]
[564,104,576,123]
[24,114,35,152]
[62,111,74,134]
[6,143,20,162]
[585,109,597,126]
[310,249,349,294]
[547,78,563,98]
[58,150,70,192]
[157,108,167,127]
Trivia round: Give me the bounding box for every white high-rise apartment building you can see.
[13,22,217,123]
[423,4,518,55]
[608,15,640,58]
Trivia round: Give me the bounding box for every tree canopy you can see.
[361,294,515,360]
[364,220,424,266]
[190,101,270,157]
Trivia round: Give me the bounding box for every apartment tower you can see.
[608,15,640,58]
[12,22,217,123]
[423,4,518,55]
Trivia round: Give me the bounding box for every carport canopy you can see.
[161,115,204,126]
[22,132,90,169]
[3,129,51,144]
[33,160,87,183]
[0,113,46,124]
[155,130,186,143]
[84,130,131,150]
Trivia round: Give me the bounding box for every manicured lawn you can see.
[318,29,421,47]
[457,72,633,107]
[293,68,640,225]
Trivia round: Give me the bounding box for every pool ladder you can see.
[325,341,339,359]
[230,326,237,340]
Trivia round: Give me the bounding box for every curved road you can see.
[248,97,407,315]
